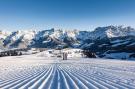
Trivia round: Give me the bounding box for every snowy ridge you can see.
[0,31,11,39]
[0,26,135,59]
[89,26,135,39]
[0,26,134,42]
[0,25,135,49]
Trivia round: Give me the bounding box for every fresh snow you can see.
[36,50,54,57]
[0,55,135,89]
[104,52,132,59]
[111,41,130,47]
[35,48,84,58]
[62,48,84,58]
[128,42,135,46]
[110,39,124,44]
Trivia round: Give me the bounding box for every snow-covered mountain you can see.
[89,26,135,39]
[0,26,135,59]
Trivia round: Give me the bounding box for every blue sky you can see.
[0,0,135,31]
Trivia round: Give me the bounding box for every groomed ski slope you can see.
[0,56,135,89]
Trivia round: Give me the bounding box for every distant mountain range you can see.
[0,25,135,59]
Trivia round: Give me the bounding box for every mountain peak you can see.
[91,25,135,39]
[0,25,135,49]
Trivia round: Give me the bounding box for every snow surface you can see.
[62,48,84,58]
[128,42,135,46]
[0,49,2,52]
[35,48,84,58]
[104,52,132,59]
[111,41,130,47]
[110,39,124,44]
[36,50,54,57]
[0,55,135,89]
